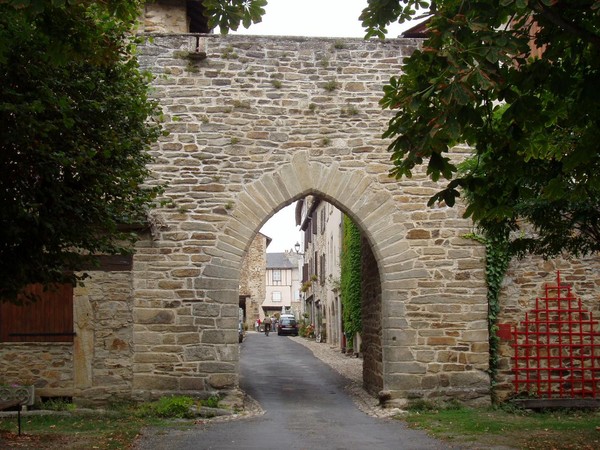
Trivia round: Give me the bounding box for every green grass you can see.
[0,412,171,449]
[5,397,599,449]
[400,403,600,449]
[0,395,222,449]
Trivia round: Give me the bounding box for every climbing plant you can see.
[340,215,362,344]
[466,231,511,402]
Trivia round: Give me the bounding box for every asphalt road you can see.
[134,332,451,450]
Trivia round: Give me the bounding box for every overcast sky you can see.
[249,1,411,252]
[259,203,299,253]
[230,0,409,38]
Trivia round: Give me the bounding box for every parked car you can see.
[238,322,245,343]
[277,316,298,336]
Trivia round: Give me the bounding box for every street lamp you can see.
[294,242,301,254]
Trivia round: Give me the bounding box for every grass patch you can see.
[0,411,171,449]
[0,395,222,449]
[401,403,600,449]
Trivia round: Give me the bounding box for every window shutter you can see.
[0,284,74,342]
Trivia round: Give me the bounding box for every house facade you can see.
[263,252,302,321]
[296,197,344,348]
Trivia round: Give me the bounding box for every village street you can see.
[133,333,450,450]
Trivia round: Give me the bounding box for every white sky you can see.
[260,203,300,253]
[248,1,412,252]
[230,0,410,38]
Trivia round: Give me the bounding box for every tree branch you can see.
[532,0,600,47]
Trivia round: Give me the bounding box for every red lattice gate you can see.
[512,272,600,399]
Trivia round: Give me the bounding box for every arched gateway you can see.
[128,34,490,407]
[0,32,491,408]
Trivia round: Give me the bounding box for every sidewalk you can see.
[289,336,402,419]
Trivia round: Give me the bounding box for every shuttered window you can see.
[0,284,74,342]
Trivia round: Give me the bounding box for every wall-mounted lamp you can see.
[294,242,303,255]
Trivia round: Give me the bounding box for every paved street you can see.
[134,332,451,450]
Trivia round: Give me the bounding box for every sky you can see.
[230,0,410,38]
[259,203,300,253]
[247,1,412,253]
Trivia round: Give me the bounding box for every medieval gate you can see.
[0,32,494,407]
[126,33,491,407]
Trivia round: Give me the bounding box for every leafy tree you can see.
[203,0,267,32]
[361,1,600,258]
[0,0,270,301]
[0,1,163,300]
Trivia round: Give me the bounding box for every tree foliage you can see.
[203,0,267,32]
[340,215,362,340]
[361,1,600,258]
[0,1,163,300]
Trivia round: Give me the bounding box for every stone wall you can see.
[74,269,135,406]
[0,343,73,399]
[4,26,600,407]
[140,0,188,34]
[133,33,491,405]
[361,235,383,396]
[495,256,600,401]
[239,232,267,330]
[0,268,135,405]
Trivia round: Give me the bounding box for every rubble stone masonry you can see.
[131,33,491,406]
[4,30,598,406]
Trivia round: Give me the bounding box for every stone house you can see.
[239,232,269,331]
[263,252,302,320]
[296,197,344,349]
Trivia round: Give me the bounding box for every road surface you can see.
[133,332,451,449]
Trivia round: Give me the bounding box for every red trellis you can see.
[512,272,600,398]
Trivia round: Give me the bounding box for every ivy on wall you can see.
[340,215,362,343]
[466,232,511,402]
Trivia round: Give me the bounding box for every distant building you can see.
[296,196,343,349]
[263,252,302,320]
[239,233,270,330]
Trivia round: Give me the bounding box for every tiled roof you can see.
[266,252,299,269]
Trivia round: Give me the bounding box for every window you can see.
[272,269,281,284]
[320,208,326,234]
[272,291,282,302]
[0,284,74,342]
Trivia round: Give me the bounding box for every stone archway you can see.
[212,152,407,397]
[128,33,490,406]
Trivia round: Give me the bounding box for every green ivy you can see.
[340,215,362,342]
[466,232,511,403]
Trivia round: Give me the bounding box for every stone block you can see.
[385,373,422,391]
[134,309,175,325]
[383,346,414,362]
[183,345,217,361]
[386,362,427,374]
[202,330,236,344]
[447,371,490,388]
[176,333,201,345]
[427,336,457,346]
[134,353,180,363]
[133,374,178,390]
[208,374,236,389]
[179,376,206,391]
[192,303,221,317]
[198,362,235,373]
